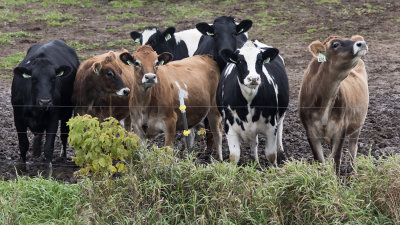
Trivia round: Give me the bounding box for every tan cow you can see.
[72,49,133,127]
[120,45,222,158]
[298,35,369,173]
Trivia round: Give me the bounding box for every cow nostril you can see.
[40,99,51,104]
[356,42,362,47]
[123,89,130,95]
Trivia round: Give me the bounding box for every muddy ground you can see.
[0,0,399,181]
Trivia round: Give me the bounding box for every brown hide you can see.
[72,49,133,123]
[126,45,222,156]
[298,35,369,173]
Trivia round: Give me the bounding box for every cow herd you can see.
[11,16,369,175]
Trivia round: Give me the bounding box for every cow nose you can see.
[145,74,156,80]
[355,41,366,48]
[123,88,130,96]
[39,98,51,105]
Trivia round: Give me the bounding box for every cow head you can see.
[196,16,252,56]
[120,45,172,88]
[14,59,72,110]
[309,35,368,71]
[221,41,279,89]
[130,26,176,54]
[91,52,131,97]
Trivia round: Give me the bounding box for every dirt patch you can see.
[0,0,399,180]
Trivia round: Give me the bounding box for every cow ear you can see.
[221,49,238,64]
[236,20,252,34]
[157,52,173,65]
[262,48,279,63]
[196,22,214,36]
[351,35,364,42]
[120,52,135,66]
[55,65,72,77]
[163,27,175,42]
[14,66,32,78]
[308,40,326,58]
[92,62,102,75]
[130,31,142,44]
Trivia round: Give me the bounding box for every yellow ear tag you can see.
[127,61,134,66]
[206,32,214,36]
[179,105,186,112]
[56,71,64,77]
[317,53,326,62]
[263,57,270,64]
[183,129,191,136]
[134,38,140,43]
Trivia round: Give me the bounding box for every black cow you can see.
[194,16,252,71]
[217,41,289,166]
[12,39,79,170]
[130,26,203,61]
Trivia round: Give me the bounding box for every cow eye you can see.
[332,42,340,48]
[107,71,114,77]
[134,61,141,67]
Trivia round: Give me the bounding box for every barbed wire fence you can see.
[0,103,399,169]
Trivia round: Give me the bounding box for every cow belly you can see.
[227,113,276,143]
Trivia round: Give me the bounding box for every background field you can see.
[0,0,399,180]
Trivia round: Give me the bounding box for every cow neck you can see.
[132,82,152,107]
[313,60,352,125]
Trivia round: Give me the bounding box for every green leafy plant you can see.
[67,115,139,177]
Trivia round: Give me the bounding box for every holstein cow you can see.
[119,45,222,156]
[298,35,369,173]
[195,16,252,71]
[12,40,79,169]
[72,49,132,126]
[130,26,203,60]
[217,41,289,165]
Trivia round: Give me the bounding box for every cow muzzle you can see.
[38,98,52,110]
[244,75,261,88]
[353,41,368,56]
[116,87,131,96]
[142,73,157,88]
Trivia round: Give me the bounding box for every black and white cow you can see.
[217,41,289,166]
[12,39,79,170]
[130,26,202,60]
[195,16,252,71]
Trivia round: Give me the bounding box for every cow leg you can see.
[206,110,223,161]
[188,128,196,148]
[276,115,287,163]
[43,122,58,173]
[305,127,325,163]
[60,118,69,159]
[348,128,361,163]
[249,135,259,164]
[264,126,278,167]
[227,129,241,163]
[15,121,29,165]
[32,133,43,157]
[164,114,177,147]
[329,130,346,174]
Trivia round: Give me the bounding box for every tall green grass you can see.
[74,148,400,224]
[1,150,399,224]
[0,176,81,224]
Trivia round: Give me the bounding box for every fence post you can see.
[179,90,191,150]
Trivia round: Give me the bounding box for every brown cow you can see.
[120,45,222,158]
[72,49,133,127]
[298,35,369,173]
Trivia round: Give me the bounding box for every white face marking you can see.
[116,87,130,96]
[135,59,142,67]
[174,28,203,56]
[239,41,261,88]
[142,28,157,45]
